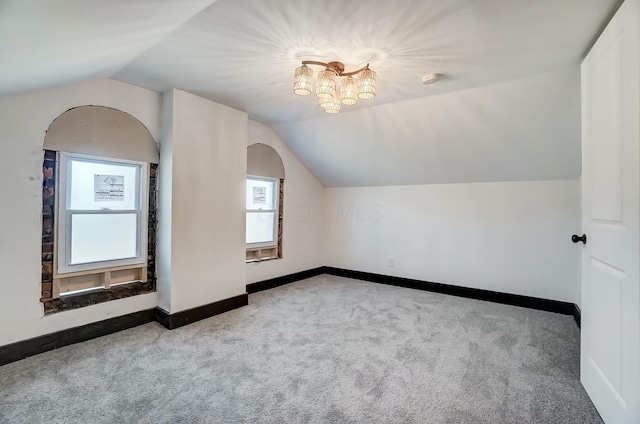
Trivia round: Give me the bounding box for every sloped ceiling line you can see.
[0,0,618,187]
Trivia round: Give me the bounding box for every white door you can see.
[580,0,640,423]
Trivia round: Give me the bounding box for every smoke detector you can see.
[422,73,440,85]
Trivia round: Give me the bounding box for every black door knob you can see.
[572,234,587,244]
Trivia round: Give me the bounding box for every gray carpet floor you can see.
[0,275,602,423]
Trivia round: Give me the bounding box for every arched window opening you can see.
[41,106,158,314]
[246,143,284,262]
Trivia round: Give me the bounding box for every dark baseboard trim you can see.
[324,267,577,317]
[155,293,248,330]
[246,267,325,294]
[1,293,250,366]
[249,266,580,326]
[0,309,155,367]
[573,304,581,328]
[1,267,582,367]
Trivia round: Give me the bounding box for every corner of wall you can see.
[156,90,174,312]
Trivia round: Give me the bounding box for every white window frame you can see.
[56,152,148,275]
[246,175,279,250]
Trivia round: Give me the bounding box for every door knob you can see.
[572,234,587,244]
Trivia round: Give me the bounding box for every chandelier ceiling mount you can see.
[300,61,369,77]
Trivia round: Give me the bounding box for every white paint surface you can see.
[156,91,174,313]
[0,75,586,352]
[0,78,161,346]
[114,0,615,124]
[274,68,583,187]
[0,1,618,189]
[161,90,248,313]
[0,0,216,95]
[580,0,640,420]
[576,177,584,309]
[324,180,580,303]
[43,106,159,163]
[245,121,325,284]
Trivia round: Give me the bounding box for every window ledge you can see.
[54,263,146,279]
[51,265,147,299]
[246,256,280,264]
[43,281,155,315]
[246,246,280,263]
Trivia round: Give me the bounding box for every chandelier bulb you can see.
[293,65,313,96]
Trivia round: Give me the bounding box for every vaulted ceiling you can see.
[0,0,620,186]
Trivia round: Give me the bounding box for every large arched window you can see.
[246,143,284,262]
[41,106,159,313]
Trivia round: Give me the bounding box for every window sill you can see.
[54,263,146,280]
[43,281,155,315]
[51,264,147,299]
[246,257,280,264]
[246,246,280,263]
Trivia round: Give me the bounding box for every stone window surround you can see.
[41,150,157,315]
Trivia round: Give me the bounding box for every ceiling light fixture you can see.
[293,61,376,113]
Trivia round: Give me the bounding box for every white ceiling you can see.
[0,0,620,186]
[274,67,582,187]
[0,0,216,95]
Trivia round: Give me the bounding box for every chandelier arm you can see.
[301,60,331,67]
[339,64,370,77]
[301,61,370,76]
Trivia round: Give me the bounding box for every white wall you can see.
[161,89,248,313]
[0,77,582,348]
[157,90,174,313]
[0,78,161,346]
[246,120,325,284]
[324,180,581,303]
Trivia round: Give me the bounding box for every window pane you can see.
[246,212,275,244]
[70,214,138,265]
[68,158,139,210]
[246,178,276,210]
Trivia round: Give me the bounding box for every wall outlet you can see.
[388,257,395,268]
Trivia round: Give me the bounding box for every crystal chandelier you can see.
[293,61,377,113]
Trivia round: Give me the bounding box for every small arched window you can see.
[246,143,284,262]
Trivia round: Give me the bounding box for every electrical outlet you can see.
[388,257,395,268]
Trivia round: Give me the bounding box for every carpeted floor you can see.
[0,275,602,423]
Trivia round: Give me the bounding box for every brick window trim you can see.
[41,150,157,315]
